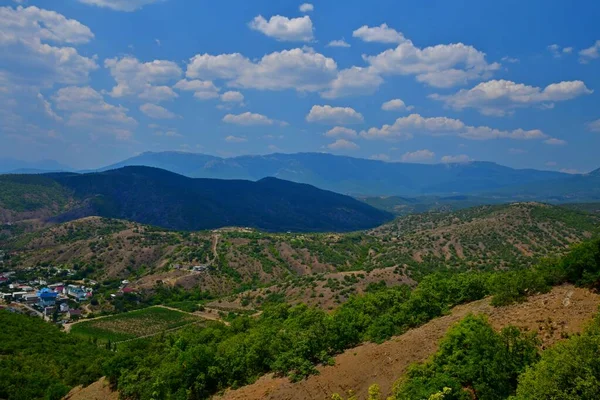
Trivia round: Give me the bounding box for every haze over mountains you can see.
[101,151,599,201]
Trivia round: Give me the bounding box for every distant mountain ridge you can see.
[1,166,392,232]
[100,152,571,197]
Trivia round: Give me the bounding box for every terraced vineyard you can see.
[69,307,202,344]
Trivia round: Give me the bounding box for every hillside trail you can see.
[215,284,600,400]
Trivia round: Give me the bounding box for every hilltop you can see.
[0,167,392,232]
[3,203,597,304]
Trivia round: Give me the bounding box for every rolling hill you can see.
[100,151,570,196]
[0,167,392,232]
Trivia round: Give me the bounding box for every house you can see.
[11,291,28,300]
[122,287,136,294]
[68,309,82,319]
[59,303,69,313]
[0,292,11,301]
[192,265,209,272]
[23,294,39,305]
[67,285,88,301]
[37,288,58,307]
[0,276,9,285]
[44,306,56,316]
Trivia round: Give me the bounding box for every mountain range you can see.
[0,167,392,232]
[101,151,577,197]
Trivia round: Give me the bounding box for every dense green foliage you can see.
[0,174,71,212]
[512,314,600,400]
[0,167,393,232]
[394,315,540,400]
[0,311,108,400]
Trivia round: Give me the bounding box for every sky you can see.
[0,0,599,172]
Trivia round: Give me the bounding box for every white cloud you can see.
[220,91,244,103]
[174,79,219,100]
[501,56,519,64]
[306,105,364,125]
[381,98,414,111]
[441,154,472,164]
[223,112,276,126]
[579,40,600,63]
[353,24,406,44]
[364,34,500,88]
[361,113,548,142]
[544,138,567,146]
[104,56,182,102]
[327,139,359,151]
[53,86,137,140]
[186,48,337,93]
[401,149,435,162]
[321,67,383,99]
[299,3,313,13]
[327,39,350,48]
[587,119,600,132]
[325,126,357,138]
[548,44,574,58]
[432,79,593,116]
[76,0,163,11]
[225,135,247,143]
[140,103,176,119]
[37,93,62,121]
[249,15,314,42]
[0,6,98,88]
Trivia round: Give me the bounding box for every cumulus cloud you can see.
[220,91,244,103]
[353,24,406,44]
[360,113,550,142]
[299,3,313,13]
[544,138,567,146]
[325,126,358,138]
[431,79,593,116]
[186,48,337,93]
[76,0,163,11]
[321,67,383,98]
[327,139,359,151]
[223,112,279,126]
[579,40,600,63]
[363,30,500,88]
[587,119,600,132]
[249,15,314,42]
[225,135,247,143]
[306,105,364,125]
[441,154,472,164]
[104,56,182,102]
[52,86,137,139]
[401,149,435,162]
[174,79,219,100]
[548,44,573,58]
[140,103,176,119]
[37,93,62,121]
[327,39,350,48]
[381,98,414,111]
[0,6,98,88]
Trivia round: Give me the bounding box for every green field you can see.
[70,306,202,343]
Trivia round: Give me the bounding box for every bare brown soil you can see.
[63,377,118,400]
[216,285,600,400]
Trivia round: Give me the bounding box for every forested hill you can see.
[0,167,392,232]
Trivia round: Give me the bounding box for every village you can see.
[0,267,136,324]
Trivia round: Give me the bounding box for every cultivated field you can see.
[70,306,202,343]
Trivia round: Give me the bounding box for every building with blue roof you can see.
[37,287,58,308]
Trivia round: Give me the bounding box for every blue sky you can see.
[0,0,599,172]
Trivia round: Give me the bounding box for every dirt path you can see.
[215,285,600,400]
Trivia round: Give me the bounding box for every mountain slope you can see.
[1,167,393,232]
[102,152,569,196]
